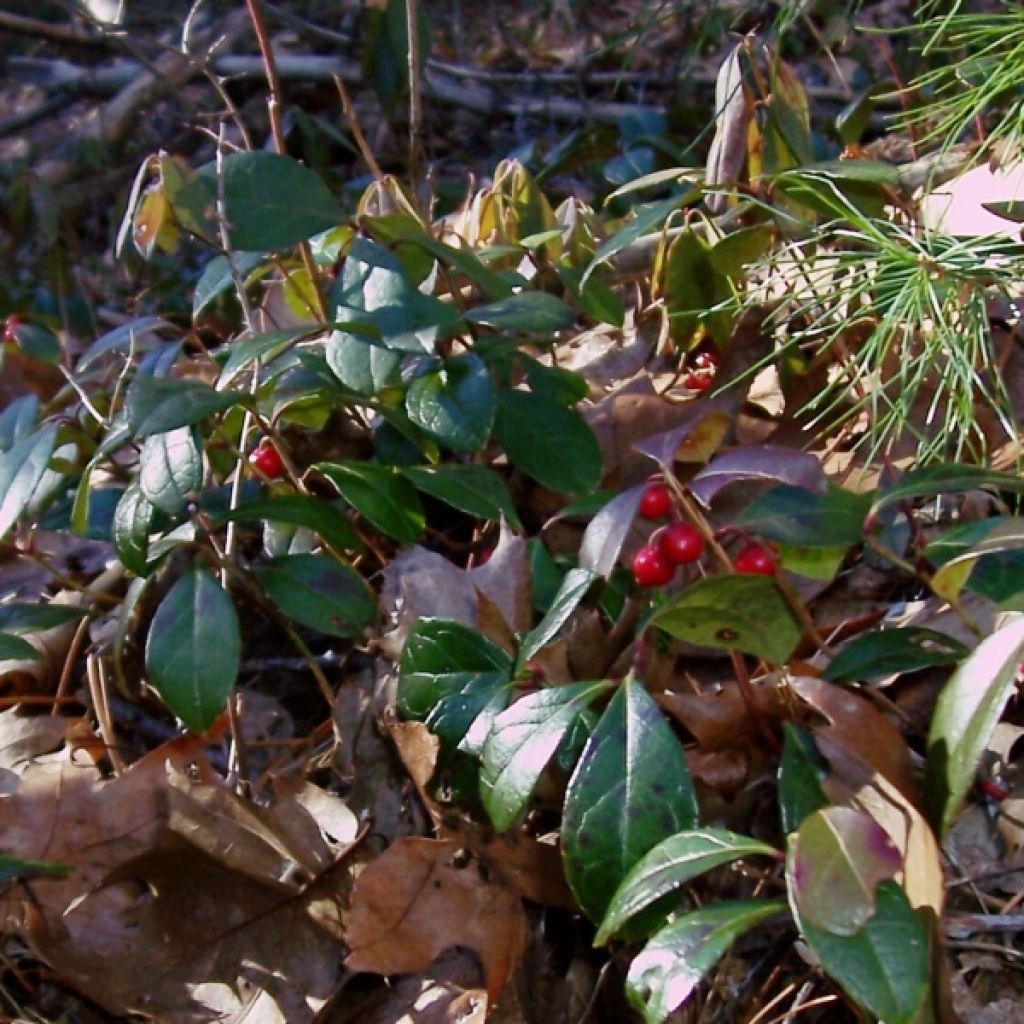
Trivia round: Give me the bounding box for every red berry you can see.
[249,440,285,479]
[631,545,675,587]
[659,523,704,565]
[638,482,672,519]
[692,351,718,371]
[3,315,23,343]
[683,372,714,391]
[735,543,775,576]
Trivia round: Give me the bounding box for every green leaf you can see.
[465,292,576,333]
[518,567,597,666]
[215,493,362,554]
[733,484,870,548]
[778,724,829,834]
[316,461,424,542]
[627,900,788,1024]
[787,807,902,936]
[381,233,515,300]
[494,389,602,495]
[401,464,521,528]
[870,463,1024,519]
[925,615,1024,836]
[480,681,611,831]
[252,553,376,638]
[144,565,240,734]
[792,881,930,1024]
[0,853,71,886]
[405,353,495,452]
[326,333,401,395]
[218,325,327,385]
[709,223,774,278]
[126,377,244,438]
[822,628,969,682]
[193,251,265,318]
[0,394,39,452]
[138,426,203,516]
[113,483,157,575]
[596,829,779,945]
[0,633,40,660]
[583,195,693,284]
[661,228,732,347]
[578,484,645,579]
[0,603,89,633]
[562,680,699,921]
[186,152,344,251]
[0,423,58,541]
[651,575,801,664]
[9,322,60,363]
[398,619,514,754]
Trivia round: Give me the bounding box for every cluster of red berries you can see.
[248,437,285,479]
[630,480,775,587]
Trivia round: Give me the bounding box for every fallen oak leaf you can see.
[345,837,528,1006]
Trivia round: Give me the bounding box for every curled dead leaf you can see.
[345,837,528,1007]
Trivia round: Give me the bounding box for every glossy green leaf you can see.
[113,483,157,575]
[778,723,829,834]
[627,900,788,1024]
[398,618,514,721]
[405,352,495,452]
[792,881,930,1024]
[0,423,58,541]
[401,464,520,528]
[822,628,969,682]
[386,233,515,300]
[480,680,611,831]
[465,292,576,333]
[187,152,344,251]
[562,680,699,921]
[126,377,244,438]
[398,619,514,756]
[925,615,1024,836]
[218,325,329,385]
[733,484,870,548]
[215,493,362,554]
[144,565,240,734]
[138,426,203,516]
[518,567,597,665]
[494,389,602,495]
[596,829,779,945]
[0,853,71,886]
[326,333,401,394]
[252,553,376,638]
[0,633,40,661]
[652,575,801,664]
[316,461,424,542]
[929,518,1024,603]
[8,322,60,363]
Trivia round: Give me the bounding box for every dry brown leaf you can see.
[791,675,917,801]
[0,737,352,1022]
[0,707,68,769]
[345,837,528,1006]
[469,521,531,635]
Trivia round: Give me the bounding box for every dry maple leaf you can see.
[345,837,528,1007]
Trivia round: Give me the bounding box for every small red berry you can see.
[735,543,775,576]
[249,440,285,479]
[659,523,704,565]
[631,545,675,587]
[3,315,23,343]
[638,481,672,520]
[683,372,714,391]
[692,351,718,371]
